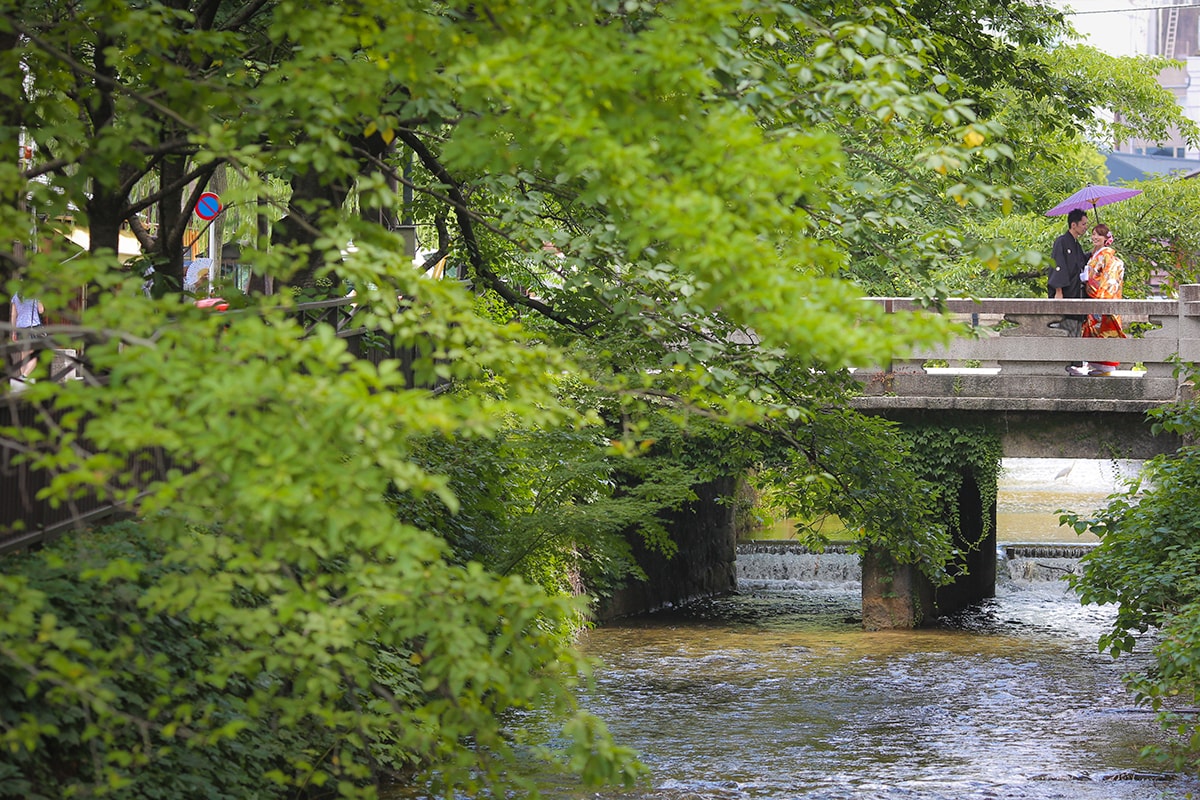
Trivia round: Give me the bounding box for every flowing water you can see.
[384,459,1198,799]
[570,580,1196,799]
[557,459,1199,800]
[996,457,1142,544]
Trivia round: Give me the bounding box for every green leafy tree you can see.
[737,3,1199,298]
[2,0,1194,795]
[1066,364,1200,772]
[0,1,947,796]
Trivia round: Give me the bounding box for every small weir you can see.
[735,541,861,585]
[999,542,1097,582]
[736,540,1098,586]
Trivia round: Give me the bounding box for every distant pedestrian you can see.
[1078,224,1125,376]
[1049,209,1089,374]
[9,291,45,383]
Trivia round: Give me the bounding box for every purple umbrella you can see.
[1045,184,1143,219]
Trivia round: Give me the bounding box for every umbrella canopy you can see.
[1045,184,1142,218]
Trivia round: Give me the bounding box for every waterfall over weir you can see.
[999,542,1096,583]
[736,540,1097,587]
[736,541,862,585]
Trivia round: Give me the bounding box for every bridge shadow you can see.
[932,468,996,617]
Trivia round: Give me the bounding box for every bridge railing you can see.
[854,284,1200,411]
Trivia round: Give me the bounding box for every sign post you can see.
[194,192,222,295]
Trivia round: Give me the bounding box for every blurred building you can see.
[1061,1,1200,178]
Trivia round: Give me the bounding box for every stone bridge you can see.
[850,284,1200,459]
[605,288,1200,628]
[841,286,1200,627]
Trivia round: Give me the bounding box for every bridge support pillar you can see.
[594,475,737,621]
[933,468,997,616]
[862,466,997,629]
[862,546,935,629]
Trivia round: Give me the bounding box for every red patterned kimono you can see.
[1081,245,1125,369]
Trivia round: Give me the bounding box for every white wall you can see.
[1061,0,1154,57]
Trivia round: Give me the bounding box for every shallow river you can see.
[383,459,1198,799]
[995,457,1140,544]
[570,576,1197,800]
[557,458,1198,800]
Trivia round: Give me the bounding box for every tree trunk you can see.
[247,194,273,295]
[273,130,392,291]
[154,151,189,296]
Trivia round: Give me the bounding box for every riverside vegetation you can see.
[2,1,1200,798]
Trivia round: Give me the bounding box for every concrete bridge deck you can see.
[850,285,1200,459]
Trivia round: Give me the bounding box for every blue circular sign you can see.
[195,192,221,220]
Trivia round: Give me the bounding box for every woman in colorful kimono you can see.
[1079,223,1125,376]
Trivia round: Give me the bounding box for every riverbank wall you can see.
[594,475,738,621]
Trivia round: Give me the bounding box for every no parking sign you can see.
[195,192,221,220]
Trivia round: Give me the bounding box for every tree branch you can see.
[393,130,589,332]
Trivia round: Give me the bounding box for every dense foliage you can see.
[0,522,644,799]
[1066,364,1200,771]
[902,425,1004,542]
[753,420,1002,584]
[1,0,1195,796]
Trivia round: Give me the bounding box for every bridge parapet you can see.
[855,284,1200,414]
